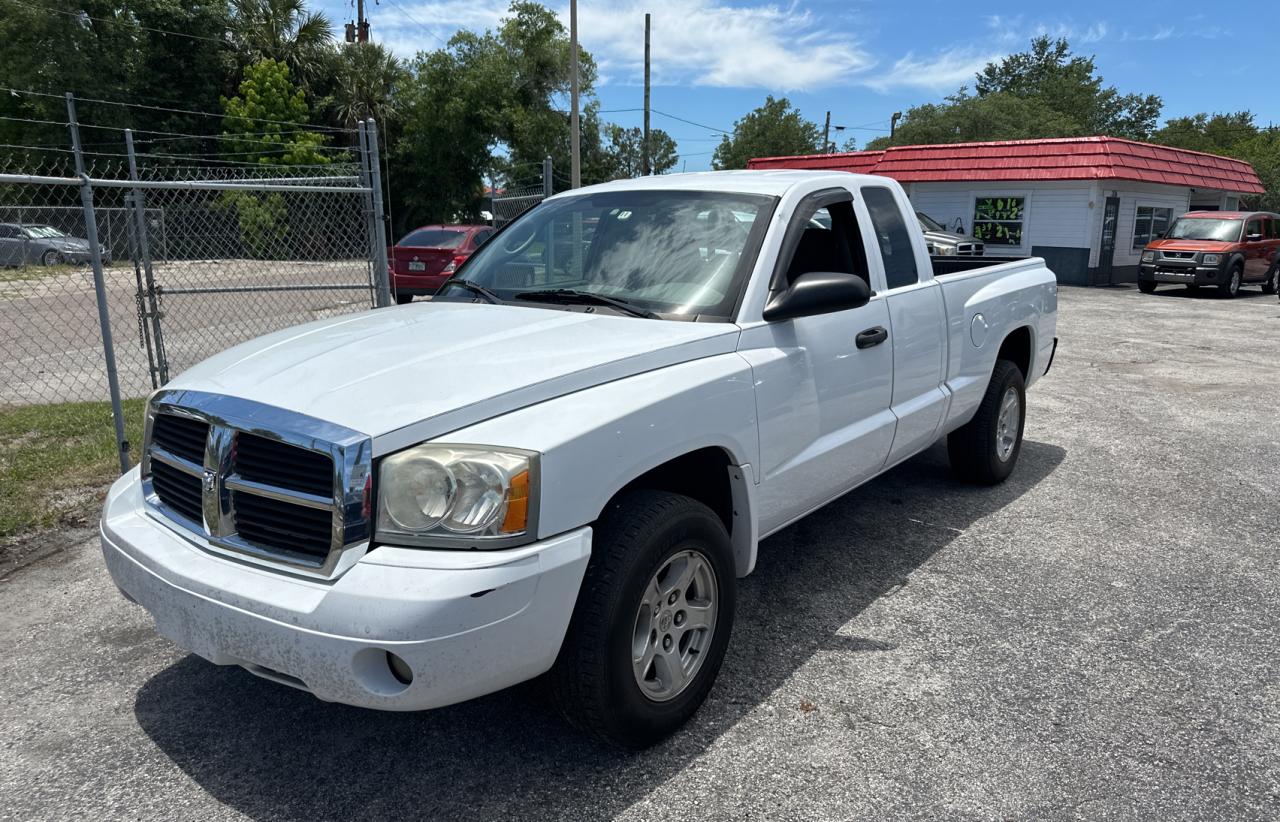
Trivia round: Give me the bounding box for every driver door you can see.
[739,190,897,535]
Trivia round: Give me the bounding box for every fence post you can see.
[357,122,380,307]
[124,128,169,386]
[542,156,553,199]
[66,92,130,474]
[364,119,393,308]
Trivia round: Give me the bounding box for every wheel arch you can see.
[996,324,1034,380]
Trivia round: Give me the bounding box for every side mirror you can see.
[763,271,872,322]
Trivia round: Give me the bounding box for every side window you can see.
[860,186,919,289]
[472,229,494,247]
[0,225,15,239]
[1246,219,1263,240]
[781,201,870,290]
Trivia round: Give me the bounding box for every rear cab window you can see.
[860,187,920,290]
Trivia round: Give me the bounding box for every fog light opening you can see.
[386,651,414,685]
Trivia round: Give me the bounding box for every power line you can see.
[0,87,354,133]
[378,0,451,47]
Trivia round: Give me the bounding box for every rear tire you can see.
[1138,280,1157,294]
[548,489,736,749]
[1219,264,1242,298]
[1263,265,1278,295]
[395,293,413,305]
[40,250,60,266]
[948,359,1026,486]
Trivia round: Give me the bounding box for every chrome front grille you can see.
[141,390,372,577]
[957,242,985,256]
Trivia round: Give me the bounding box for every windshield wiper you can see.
[438,279,501,304]
[514,288,660,319]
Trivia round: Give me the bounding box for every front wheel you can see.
[548,490,736,749]
[1219,264,1242,298]
[948,359,1026,485]
[40,250,60,266]
[1138,280,1157,294]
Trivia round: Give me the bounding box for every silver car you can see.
[0,223,110,267]
[917,211,984,257]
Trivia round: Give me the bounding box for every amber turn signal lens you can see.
[500,469,530,533]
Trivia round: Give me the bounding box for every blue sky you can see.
[316,0,1280,172]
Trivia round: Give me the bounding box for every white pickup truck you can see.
[101,170,1057,748]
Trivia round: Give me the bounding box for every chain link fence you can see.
[1,94,390,477]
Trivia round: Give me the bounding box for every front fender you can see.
[436,353,760,559]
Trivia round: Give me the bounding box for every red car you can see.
[1138,211,1280,297]
[390,224,494,304]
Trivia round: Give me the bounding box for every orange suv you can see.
[1137,211,1280,298]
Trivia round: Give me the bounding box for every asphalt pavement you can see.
[2,284,1278,821]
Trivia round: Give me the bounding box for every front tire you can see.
[1219,264,1242,298]
[549,490,736,749]
[1138,280,1157,294]
[948,359,1026,485]
[40,250,60,266]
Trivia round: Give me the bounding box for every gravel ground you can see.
[1,284,1278,821]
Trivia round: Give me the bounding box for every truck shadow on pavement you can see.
[133,439,1064,822]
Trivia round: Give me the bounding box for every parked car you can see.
[101,171,1057,749]
[0,222,110,266]
[389,224,493,303]
[917,210,984,257]
[1138,211,1280,297]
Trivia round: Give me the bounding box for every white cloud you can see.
[985,15,1109,46]
[373,0,874,92]
[863,47,1002,93]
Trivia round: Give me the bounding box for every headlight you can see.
[377,444,536,545]
[935,245,956,256]
[1141,251,1155,263]
[1202,254,1219,265]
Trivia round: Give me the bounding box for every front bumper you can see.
[100,469,591,711]
[1138,261,1222,286]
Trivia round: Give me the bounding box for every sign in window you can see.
[1133,206,1172,250]
[972,197,1025,246]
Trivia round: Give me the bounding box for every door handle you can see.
[856,326,888,349]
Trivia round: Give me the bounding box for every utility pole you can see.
[822,110,831,153]
[890,111,902,139]
[569,0,581,188]
[642,13,651,176]
[346,0,369,43]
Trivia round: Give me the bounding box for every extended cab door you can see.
[857,186,949,466]
[738,189,896,535]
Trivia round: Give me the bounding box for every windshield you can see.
[1165,218,1242,242]
[439,190,776,319]
[23,226,66,239]
[915,211,947,232]
[399,228,465,248]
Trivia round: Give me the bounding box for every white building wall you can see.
[906,180,1092,257]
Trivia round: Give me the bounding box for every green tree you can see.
[221,59,331,165]
[1151,112,1280,210]
[328,43,410,132]
[602,125,678,177]
[228,0,335,95]
[712,96,821,170]
[868,37,1163,151]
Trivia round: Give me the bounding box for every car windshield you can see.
[23,226,66,239]
[399,228,465,248]
[916,211,947,232]
[438,189,776,319]
[1165,218,1243,242]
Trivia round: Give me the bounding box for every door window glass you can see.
[861,186,920,289]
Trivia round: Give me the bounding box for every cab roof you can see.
[547,169,884,200]
[1179,211,1276,221]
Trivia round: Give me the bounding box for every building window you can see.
[1133,206,1173,250]
[972,197,1025,247]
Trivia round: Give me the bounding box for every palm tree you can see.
[330,43,410,131]
[228,0,334,93]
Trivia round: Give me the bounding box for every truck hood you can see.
[165,301,740,453]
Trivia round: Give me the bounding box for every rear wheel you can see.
[40,249,60,266]
[948,359,1026,486]
[549,489,735,749]
[1263,265,1278,295]
[395,293,413,305]
[1138,280,1157,294]
[1219,264,1242,298]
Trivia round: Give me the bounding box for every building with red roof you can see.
[749,137,1265,285]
